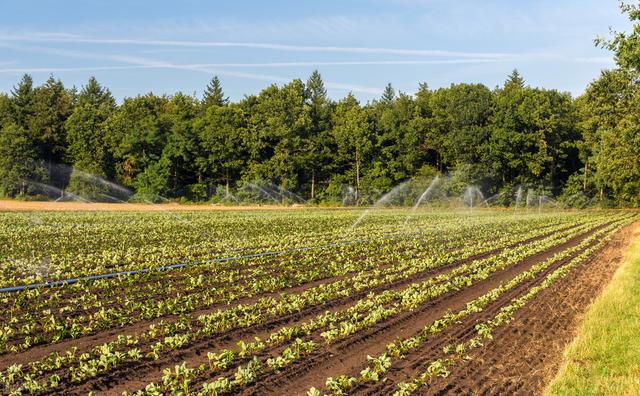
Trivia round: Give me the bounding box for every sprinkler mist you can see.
[404,176,440,226]
[241,182,306,204]
[480,192,502,207]
[263,182,307,204]
[26,180,91,203]
[243,183,280,204]
[514,186,523,212]
[342,186,357,206]
[525,189,535,210]
[350,180,412,230]
[462,186,485,209]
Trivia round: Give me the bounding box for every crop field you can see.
[0,208,637,395]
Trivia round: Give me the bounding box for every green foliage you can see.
[202,76,229,107]
[596,1,640,71]
[0,50,639,206]
[578,69,640,205]
[65,77,116,189]
[0,122,46,197]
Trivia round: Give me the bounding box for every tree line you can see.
[1,3,640,206]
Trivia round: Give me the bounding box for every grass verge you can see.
[545,225,640,396]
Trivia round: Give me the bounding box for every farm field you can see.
[0,208,637,395]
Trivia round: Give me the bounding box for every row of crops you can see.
[0,209,636,395]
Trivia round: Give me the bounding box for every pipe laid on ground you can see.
[0,230,421,294]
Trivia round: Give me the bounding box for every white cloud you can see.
[0,32,510,59]
[0,31,617,67]
[0,42,385,94]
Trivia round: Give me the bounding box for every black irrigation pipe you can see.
[0,229,429,294]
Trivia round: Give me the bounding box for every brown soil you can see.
[246,225,605,396]
[417,223,636,396]
[30,224,585,395]
[2,222,562,372]
[4,220,632,396]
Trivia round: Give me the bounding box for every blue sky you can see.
[0,0,631,101]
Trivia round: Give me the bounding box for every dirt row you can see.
[68,232,544,396]
[71,223,604,395]
[246,224,609,396]
[2,230,456,323]
[3,222,576,373]
[420,223,635,395]
[2,221,620,396]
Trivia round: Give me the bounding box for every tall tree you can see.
[577,69,640,204]
[0,123,45,196]
[161,93,201,197]
[429,83,493,170]
[331,94,372,204]
[31,76,74,188]
[203,76,229,107]
[411,83,442,171]
[2,74,49,196]
[0,93,11,127]
[381,83,396,103]
[489,72,579,192]
[596,1,640,70]
[304,70,333,200]
[10,74,35,131]
[196,104,247,196]
[489,73,543,186]
[105,94,171,189]
[244,80,311,195]
[65,77,116,198]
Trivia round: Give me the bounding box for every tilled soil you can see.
[3,221,631,396]
[420,223,635,396]
[73,232,546,396]
[248,226,603,396]
[2,222,536,369]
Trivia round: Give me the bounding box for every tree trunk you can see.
[311,169,316,200]
[173,169,177,192]
[583,161,588,191]
[355,150,361,206]
[280,177,285,205]
[225,171,230,197]
[47,160,53,187]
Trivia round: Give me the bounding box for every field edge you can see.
[545,223,640,396]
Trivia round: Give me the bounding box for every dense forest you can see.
[1,6,640,206]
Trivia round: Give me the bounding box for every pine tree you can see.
[306,70,327,107]
[504,69,525,90]
[10,74,35,130]
[203,76,229,107]
[0,123,45,196]
[31,76,74,188]
[381,83,396,103]
[65,77,116,198]
[305,70,331,200]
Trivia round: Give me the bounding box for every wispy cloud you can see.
[100,55,386,94]
[0,31,615,66]
[0,65,150,74]
[0,42,385,94]
[0,59,505,76]
[0,32,510,59]
[158,59,506,67]
[0,30,614,97]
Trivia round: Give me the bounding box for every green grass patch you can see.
[546,226,640,396]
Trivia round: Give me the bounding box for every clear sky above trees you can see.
[0,0,632,101]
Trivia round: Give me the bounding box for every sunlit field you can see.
[0,208,636,395]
